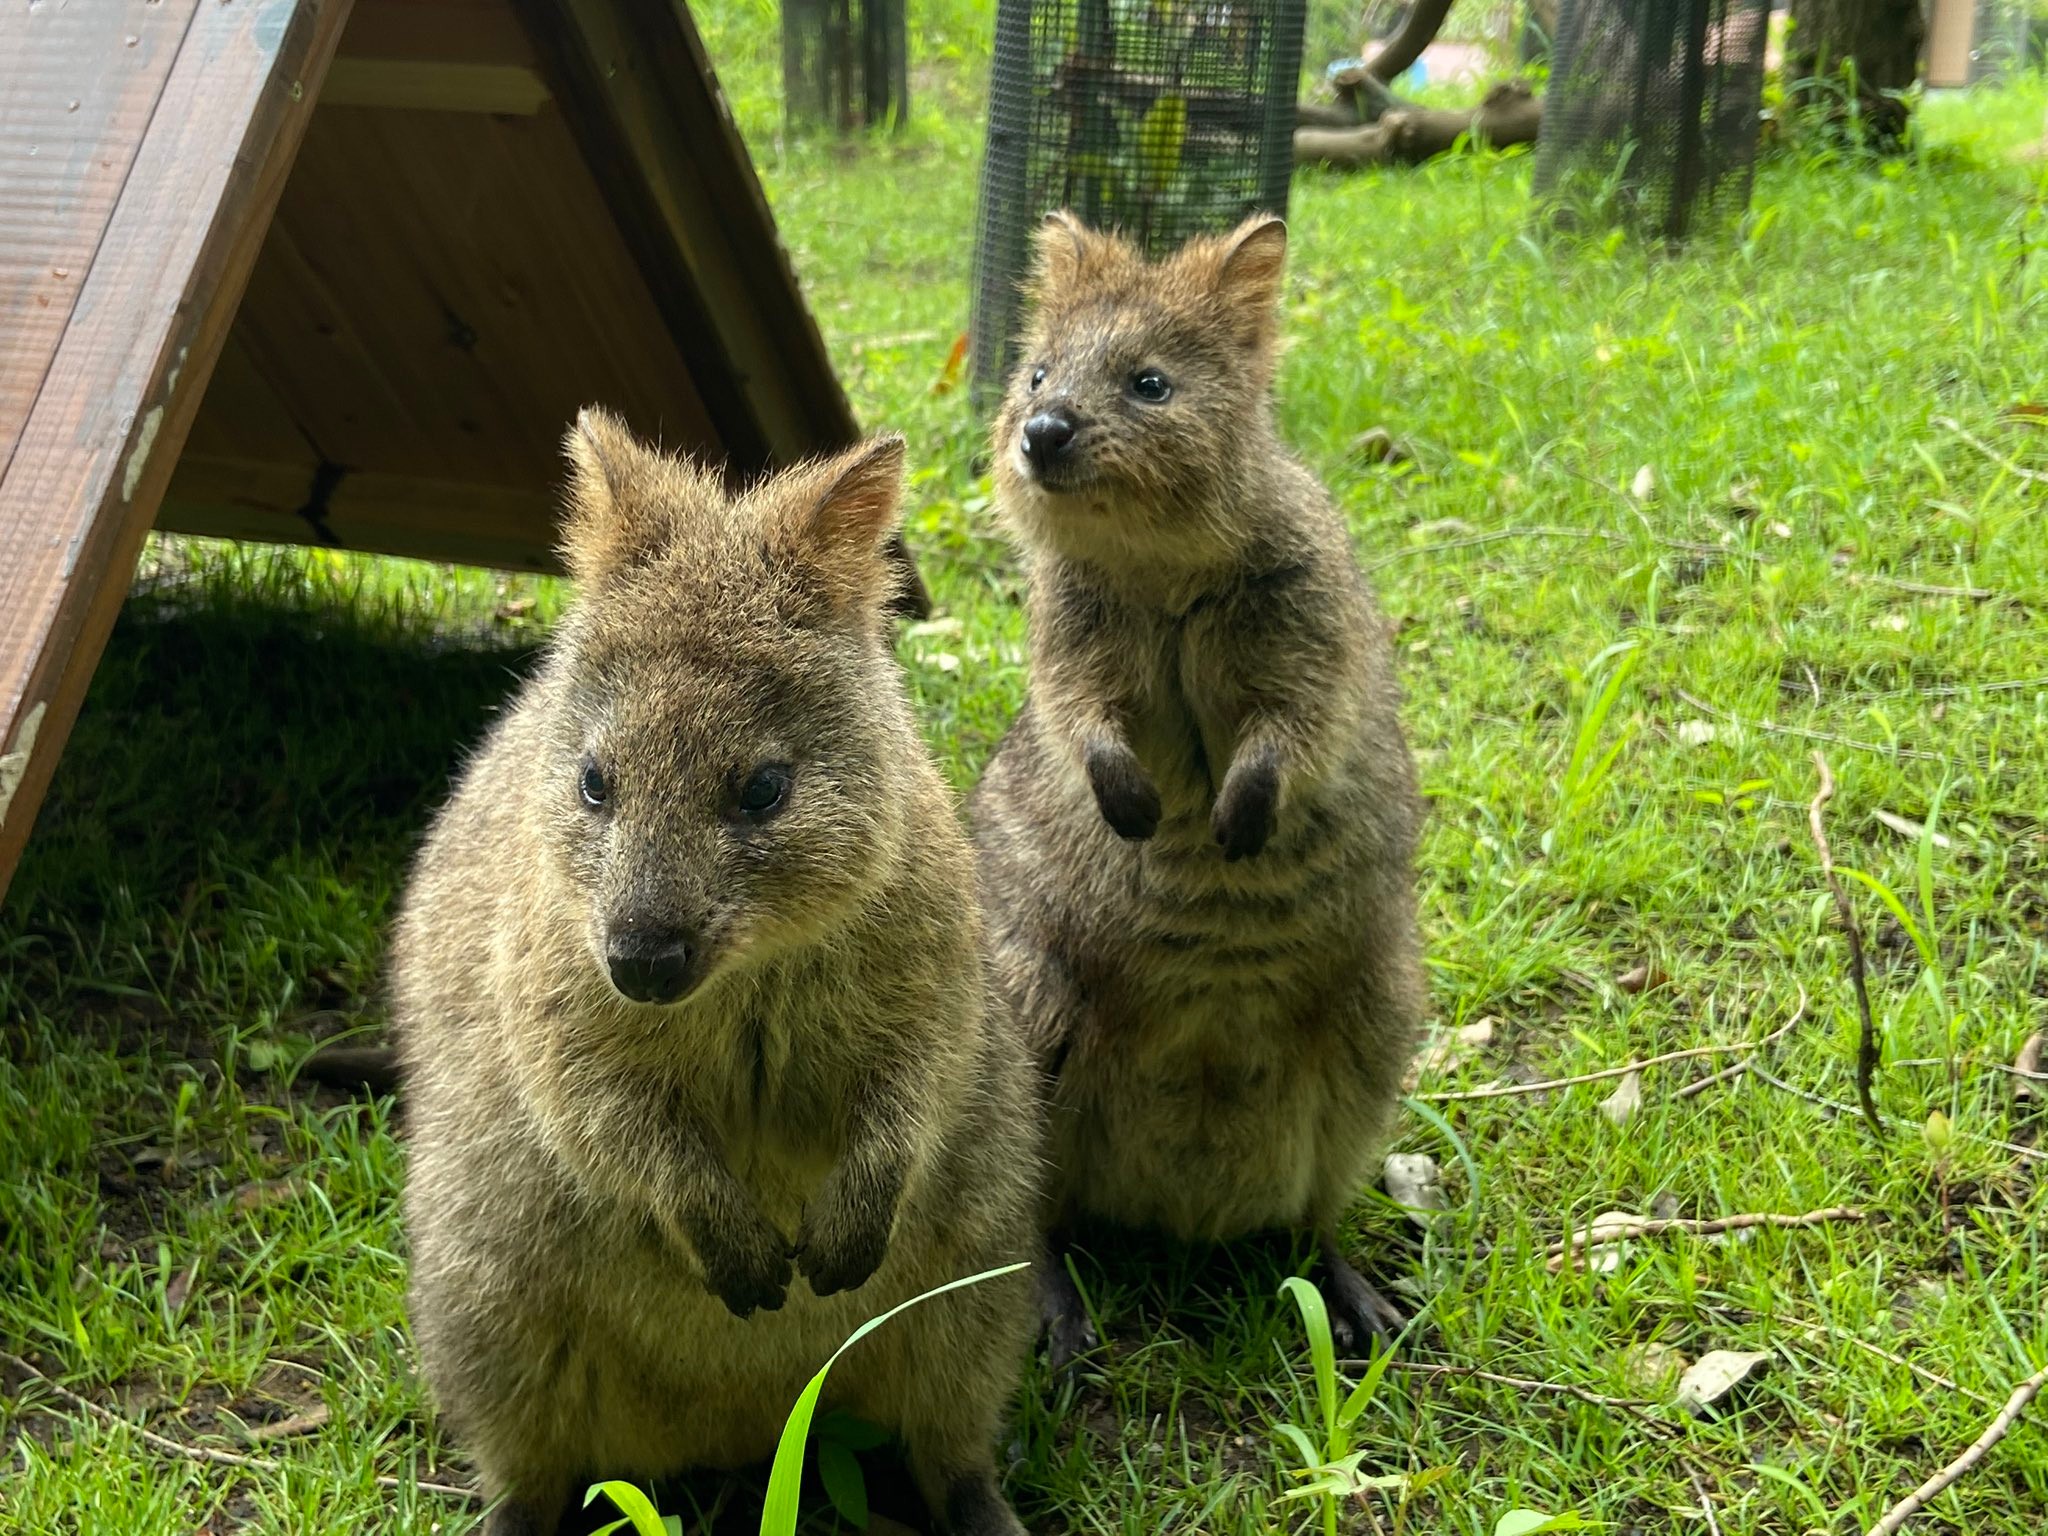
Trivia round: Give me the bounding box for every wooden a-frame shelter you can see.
[0,0,917,905]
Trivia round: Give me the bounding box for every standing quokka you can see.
[970,212,1426,1360]
[395,411,1038,1536]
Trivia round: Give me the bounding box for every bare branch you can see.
[1863,1362,2048,1536]
[1807,753,1885,1137]
[1545,1206,1866,1273]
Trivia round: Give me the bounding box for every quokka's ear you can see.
[559,406,675,584]
[769,434,910,617]
[1208,214,1288,350]
[1032,209,1117,295]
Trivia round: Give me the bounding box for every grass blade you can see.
[760,1262,1029,1536]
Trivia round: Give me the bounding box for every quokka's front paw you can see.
[794,1201,891,1298]
[1211,750,1279,861]
[1084,739,1161,841]
[695,1212,793,1318]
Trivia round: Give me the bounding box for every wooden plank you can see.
[338,0,536,69]
[0,0,196,475]
[173,97,720,500]
[0,0,356,903]
[161,455,560,571]
[319,59,550,114]
[511,0,859,470]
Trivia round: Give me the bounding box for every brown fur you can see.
[396,411,1038,1535]
[970,214,1426,1343]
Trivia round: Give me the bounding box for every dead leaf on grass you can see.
[1872,808,1952,849]
[163,1262,198,1326]
[1598,1070,1643,1126]
[1619,1341,1688,1394]
[232,1178,304,1213]
[1615,963,1667,995]
[1675,1350,1771,1416]
[1407,1017,1497,1085]
[2015,1033,2043,1103]
[1382,1152,1445,1229]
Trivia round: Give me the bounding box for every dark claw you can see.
[1038,1242,1101,1378]
[1085,739,1161,841]
[1211,751,1278,861]
[1319,1238,1403,1352]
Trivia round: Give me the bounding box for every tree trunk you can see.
[1786,0,1927,146]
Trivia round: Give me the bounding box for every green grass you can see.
[5,8,2048,1531]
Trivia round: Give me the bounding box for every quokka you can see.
[970,212,1427,1359]
[395,411,1039,1535]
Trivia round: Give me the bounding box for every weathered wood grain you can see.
[0,0,355,901]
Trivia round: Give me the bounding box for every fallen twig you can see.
[1860,575,1997,601]
[0,1351,480,1505]
[1808,754,1885,1138]
[1935,414,2048,485]
[1419,987,1807,1104]
[1672,986,1809,1101]
[1688,1467,1725,1536]
[1674,689,1951,764]
[1545,1206,1866,1273]
[1862,1361,2048,1536]
[1746,1068,2047,1164]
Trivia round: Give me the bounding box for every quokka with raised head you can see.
[970,212,1426,1359]
[396,411,1039,1536]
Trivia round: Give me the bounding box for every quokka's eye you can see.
[736,764,793,822]
[1030,366,1047,392]
[580,761,610,809]
[1130,368,1172,403]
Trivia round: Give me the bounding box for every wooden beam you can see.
[510,0,858,469]
[160,455,561,572]
[0,0,356,904]
[319,59,550,114]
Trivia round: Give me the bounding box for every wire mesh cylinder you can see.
[969,0,1308,398]
[1533,0,1769,240]
[782,0,910,131]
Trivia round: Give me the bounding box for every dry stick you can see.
[1808,753,1886,1139]
[0,1351,481,1506]
[1862,1362,2048,1536]
[1674,688,1952,765]
[1544,1206,1866,1273]
[1935,414,2048,485]
[1671,985,1809,1101]
[1746,1067,2048,1165]
[1861,575,1997,601]
[1419,987,1807,1105]
[1688,1467,1725,1536]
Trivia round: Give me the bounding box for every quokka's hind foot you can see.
[934,1469,1028,1536]
[1037,1238,1101,1378]
[1317,1232,1404,1353]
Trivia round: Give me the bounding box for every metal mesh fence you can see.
[969,0,1308,398]
[1532,0,1769,241]
[782,0,909,131]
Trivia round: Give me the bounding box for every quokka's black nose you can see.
[605,932,695,1004]
[1022,410,1078,463]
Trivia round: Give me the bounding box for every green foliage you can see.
[3,6,2047,1531]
